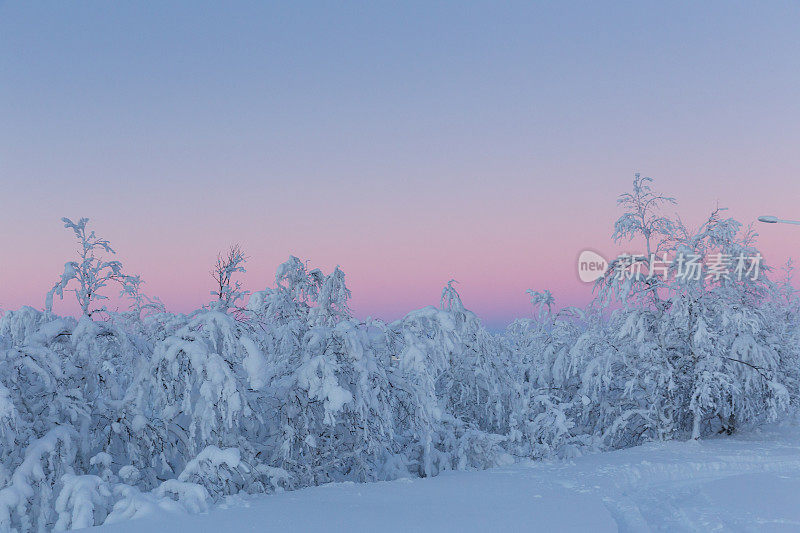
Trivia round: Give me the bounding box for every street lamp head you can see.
[758,215,779,224]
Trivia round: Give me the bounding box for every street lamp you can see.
[758,215,800,226]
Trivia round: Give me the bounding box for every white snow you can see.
[240,335,268,390]
[96,422,800,532]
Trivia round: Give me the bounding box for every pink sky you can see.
[4,174,799,329]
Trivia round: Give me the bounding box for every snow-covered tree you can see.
[46,217,124,318]
[119,274,165,322]
[210,244,248,313]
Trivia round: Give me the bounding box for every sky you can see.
[1,1,800,328]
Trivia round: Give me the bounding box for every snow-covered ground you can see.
[97,422,800,532]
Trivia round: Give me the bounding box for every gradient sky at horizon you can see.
[2,1,800,328]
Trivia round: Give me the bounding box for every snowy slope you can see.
[96,422,800,532]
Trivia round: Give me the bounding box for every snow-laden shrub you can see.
[0,306,54,348]
[385,284,521,477]
[257,261,401,487]
[177,446,250,500]
[54,474,112,531]
[0,427,77,532]
[154,480,209,514]
[102,481,207,525]
[147,310,253,476]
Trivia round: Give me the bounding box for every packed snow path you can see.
[97,424,800,532]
